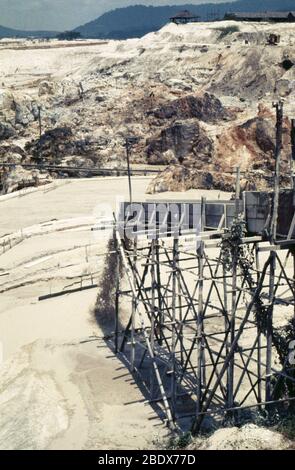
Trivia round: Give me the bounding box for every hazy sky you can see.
[0,0,229,31]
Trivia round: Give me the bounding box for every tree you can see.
[57,31,82,41]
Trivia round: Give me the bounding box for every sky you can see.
[0,0,229,31]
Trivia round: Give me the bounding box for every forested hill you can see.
[74,0,295,39]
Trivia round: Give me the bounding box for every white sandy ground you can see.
[190,424,292,450]
[0,176,294,450]
[2,20,295,448]
[0,176,165,450]
[0,175,235,450]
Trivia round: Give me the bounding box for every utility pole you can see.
[266,101,283,404]
[271,101,284,242]
[291,119,295,193]
[78,82,84,100]
[125,139,132,205]
[37,105,43,165]
[290,120,295,321]
[38,105,42,139]
[234,166,241,220]
[124,136,139,205]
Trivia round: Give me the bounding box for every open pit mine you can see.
[0,20,295,451]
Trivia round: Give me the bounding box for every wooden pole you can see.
[234,166,241,220]
[255,244,262,405]
[150,238,156,397]
[293,250,295,321]
[265,102,283,402]
[171,237,178,419]
[126,139,133,206]
[228,249,237,409]
[271,101,283,242]
[38,106,42,139]
[266,251,275,403]
[291,119,295,192]
[131,238,137,372]
[115,230,120,354]
[228,167,241,410]
[177,240,183,365]
[196,197,205,415]
[156,241,163,346]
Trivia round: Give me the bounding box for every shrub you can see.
[217,26,240,40]
[57,31,82,41]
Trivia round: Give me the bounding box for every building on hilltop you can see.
[225,11,295,22]
[170,10,200,25]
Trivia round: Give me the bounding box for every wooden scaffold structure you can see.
[112,103,295,432]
